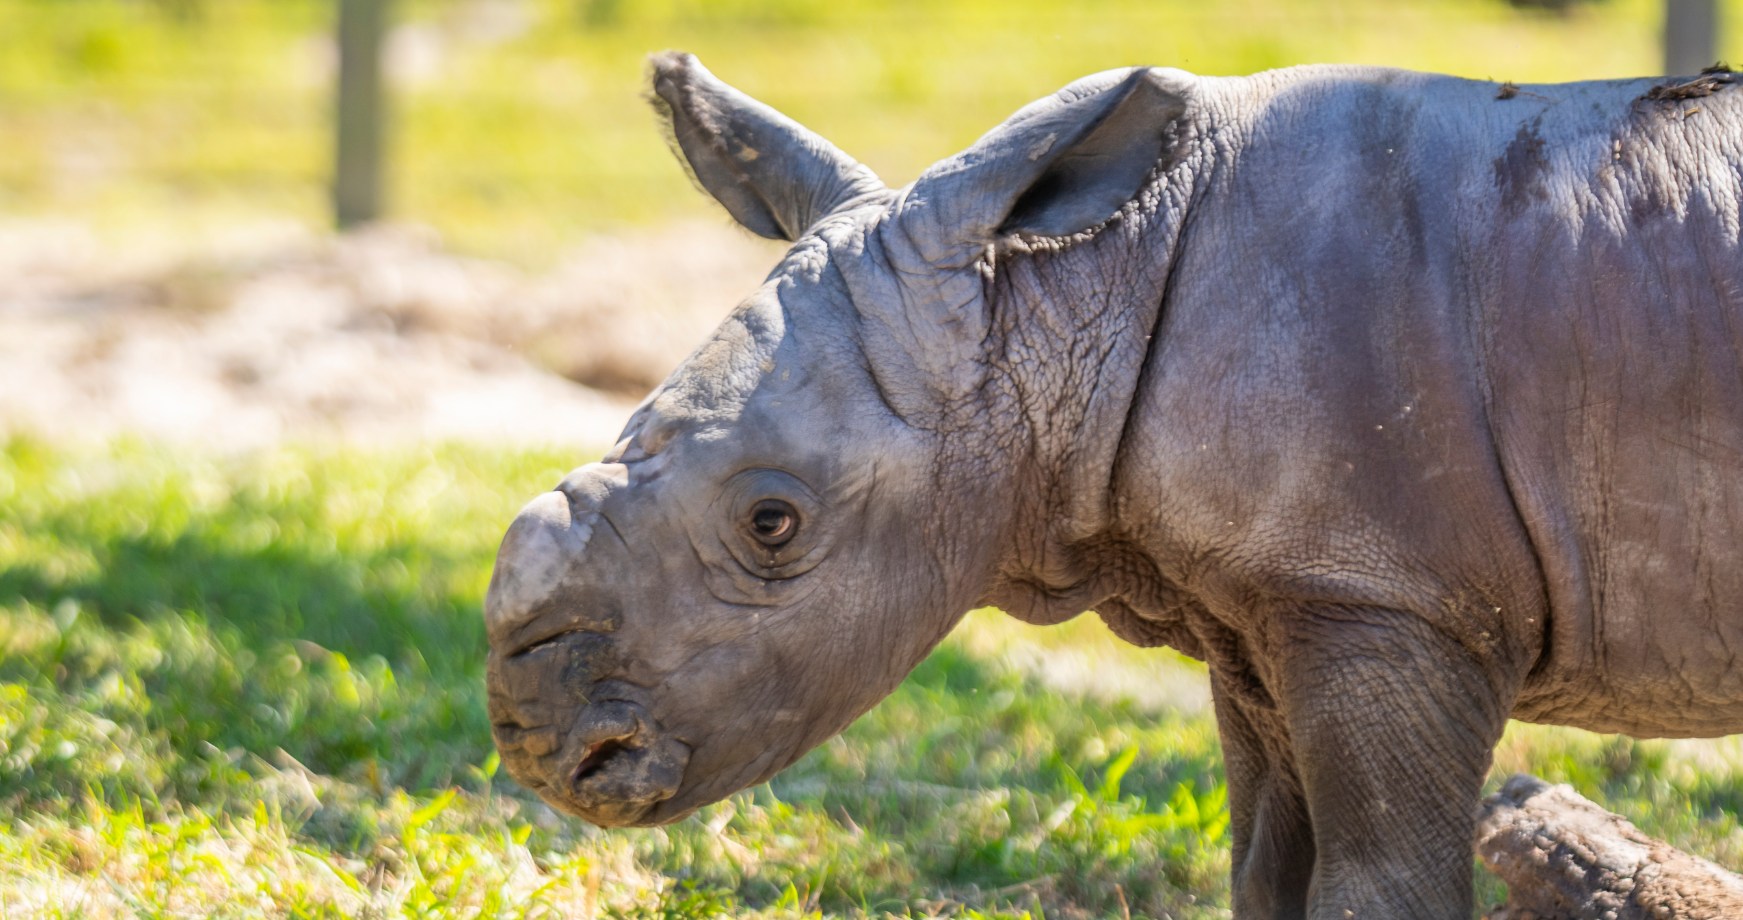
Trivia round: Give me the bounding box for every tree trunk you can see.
[1664,0,1720,77]
[1476,774,1743,920]
[334,0,389,228]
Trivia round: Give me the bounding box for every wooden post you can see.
[334,0,389,228]
[1665,0,1720,77]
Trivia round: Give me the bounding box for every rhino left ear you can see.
[902,67,1191,262]
[650,52,888,241]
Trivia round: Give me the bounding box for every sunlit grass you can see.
[3,440,1743,917]
[0,440,1230,917]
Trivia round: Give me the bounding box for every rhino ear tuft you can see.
[904,67,1192,258]
[649,52,887,241]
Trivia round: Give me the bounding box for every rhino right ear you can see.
[650,52,888,242]
[900,67,1191,265]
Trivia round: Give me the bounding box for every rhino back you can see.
[1108,67,1743,736]
[1477,75,1743,735]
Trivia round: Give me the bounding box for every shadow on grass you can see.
[0,497,495,794]
[3,515,480,667]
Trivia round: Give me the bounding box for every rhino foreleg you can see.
[1214,674,1315,920]
[1273,606,1510,920]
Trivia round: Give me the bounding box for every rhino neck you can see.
[976,143,1212,626]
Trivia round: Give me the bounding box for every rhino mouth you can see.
[494,696,692,828]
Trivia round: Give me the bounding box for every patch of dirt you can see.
[0,220,783,448]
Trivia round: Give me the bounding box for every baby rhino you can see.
[484,52,1743,919]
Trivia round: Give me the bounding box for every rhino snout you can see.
[486,629,691,827]
[486,473,696,825]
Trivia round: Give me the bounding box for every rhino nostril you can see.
[573,737,632,782]
[510,627,589,660]
[493,607,625,661]
[497,630,618,701]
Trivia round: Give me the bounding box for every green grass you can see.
[2,440,1743,917]
[0,440,1229,918]
[2,0,1739,261]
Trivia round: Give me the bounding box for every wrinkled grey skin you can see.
[485,53,1743,918]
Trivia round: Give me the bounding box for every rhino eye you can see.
[748,499,798,546]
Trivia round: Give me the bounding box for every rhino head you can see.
[484,52,1194,826]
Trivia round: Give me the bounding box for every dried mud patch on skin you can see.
[0,220,782,447]
[1639,71,1736,103]
[1493,117,1550,211]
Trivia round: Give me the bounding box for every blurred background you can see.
[2,0,1735,251]
[1,2,1740,918]
[0,0,1735,447]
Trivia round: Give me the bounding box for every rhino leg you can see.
[1276,606,1509,920]
[1214,675,1315,920]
